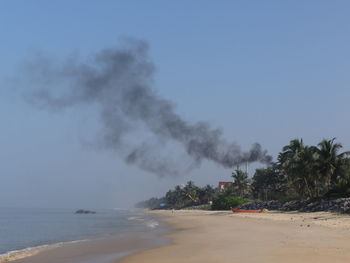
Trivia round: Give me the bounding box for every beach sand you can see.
[10,210,350,263]
[120,210,350,263]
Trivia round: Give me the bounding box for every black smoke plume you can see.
[20,40,272,176]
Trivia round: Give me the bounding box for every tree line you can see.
[255,138,350,200]
[136,138,350,210]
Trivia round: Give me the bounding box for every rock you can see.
[75,209,96,214]
[239,197,350,213]
[238,200,283,211]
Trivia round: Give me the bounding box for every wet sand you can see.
[10,229,169,263]
[120,210,350,263]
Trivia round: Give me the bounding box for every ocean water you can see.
[0,207,160,259]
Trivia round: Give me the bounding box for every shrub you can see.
[324,184,350,199]
[212,196,250,210]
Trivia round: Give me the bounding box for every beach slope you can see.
[120,210,350,263]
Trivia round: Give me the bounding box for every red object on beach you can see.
[231,208,263,213]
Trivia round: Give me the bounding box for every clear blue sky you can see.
[1,1,350,208]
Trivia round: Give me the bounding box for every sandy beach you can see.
[121,210,350,263]
[9,229,168,263]
[9,209,350,263]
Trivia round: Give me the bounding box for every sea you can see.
[0,207,161,261]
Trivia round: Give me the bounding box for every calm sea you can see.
[0,207,160,258]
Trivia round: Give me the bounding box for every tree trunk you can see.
[304,177,313,198]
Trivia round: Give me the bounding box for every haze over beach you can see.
[2,1,350,209]
[2,1,350,262]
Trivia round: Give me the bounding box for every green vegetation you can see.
[251,138,350,200]
[212,196,250,210]
[277,138,350,198]
[232,169,250,198]
[136,138,350,211]
[251,165,286,200]
[136,181,218,209]
[164,181,217,209]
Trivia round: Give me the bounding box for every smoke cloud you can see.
[20,39,272,177]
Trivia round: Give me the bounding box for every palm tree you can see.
[199,184,216,203]
[298,145,319,197]
[183,181,199,204]
[232,169,250,198]
[278,139,305,196]
[252,165,286,200]
[278,139,319,198]
[278,138,350,198]
[316,138,350,191]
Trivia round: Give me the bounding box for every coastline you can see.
[7,209,350,262]
[120,210,350,263]
[0,240,88,263]
[11,231,167,263]
[6,210,170,263]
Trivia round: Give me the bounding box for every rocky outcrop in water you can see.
[75,209,96,214]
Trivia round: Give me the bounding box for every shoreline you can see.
[7,209,350,262]
[0,239,89,263]
[11,232,163,263]
[120,210,350,263]
[7,210,170,263]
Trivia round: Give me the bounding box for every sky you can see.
[1,0,350,209]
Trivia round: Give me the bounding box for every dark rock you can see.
[75,209,96,214]
[238,200,283,211]
[238,197,350,213]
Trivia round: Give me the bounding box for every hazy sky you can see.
[1,1,350,209]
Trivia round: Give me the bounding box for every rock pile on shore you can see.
[238,200,283,211]
[238,198,350,213]
[297,198,350,212]
[182,204,212,210]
